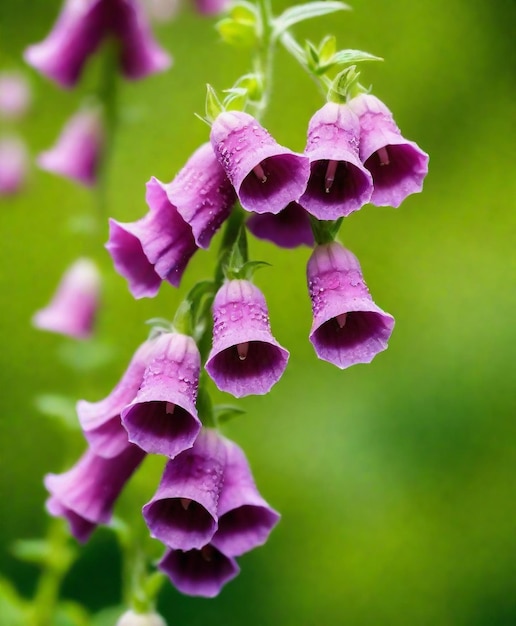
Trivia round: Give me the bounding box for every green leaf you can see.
[205,84,224,123]
[214,404,246,424]
[34,394,80,431]
[273,1,350,37]
[317,48,383,74]
[318,35,337,64]
[304,40,320,71]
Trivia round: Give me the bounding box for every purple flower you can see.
[106,178,197,298]
[165,142,236,248]
[205,280,289,397]
[307,242,395,368]
[246,201,314,248]
[0,136,28,197]
[45,443,145,542]
[0,72,31,119]
[32,258,101,339]
[77,339,157,458]
[211,437,280,557]
[24,0,171,89]
[142,428,225,550]
[37,107,104,187]
[299,102,373,219]
[210,111,310,214]
[158,544,239,598]
[193,0,230,14]
[121,332,201,457]
[347,94,429,207]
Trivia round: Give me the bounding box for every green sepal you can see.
[145,317,174,338]
[223,225,249,279]
[309,216,343,244]
[235,260,272,281]
[318,35,337,64]
[272,1,350,38]
[214,404,246,424]
[223,87,248,111]
[34,394,81,431]
[216,17,259,48]
[327,65,361,103]
[304,40,320,72]
[204,84,224,124]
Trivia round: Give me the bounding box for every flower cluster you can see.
[47,331,279,597]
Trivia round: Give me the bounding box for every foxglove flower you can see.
[211,437,280,557]
[165,142,236,248]
[143,428,225,549]
[246,201,314,249]
[348,94,429,207]
[210,111,310,214]
[307,242,394,368]
[77,338,157,458]
[0,72,31,119]
[159,544,239,598]
[45,443,145,542]
[24,0,171,89]
[37,107,104,187]
[121,332,201,457]
[106,178,197,298]
[0,136,28,197]
[205,280,289,397]
[299,102,373,219]
[116,610,167,626]
[32,258,101,339]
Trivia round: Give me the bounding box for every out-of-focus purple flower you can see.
[45,443,145,542]
[121,332,201,457]
[210,111,310,214]
[0,135,28,197]
[165,142,236,248]
[77,338,157,458]
[193,0,230,14]
[116,610,167,626]
[142,428,225,549]
[159,544,239,598]
[307,242,394,368]
[142,0,180,22]
[37,107,104,187]
[347,94,429,207]
[246,201,314,248]
[299,102,373,219]
[211,437,279,557]
[106,178,197,298]
[205,280,289,397]
[0,72,31,119]
[32,257,101,340]
[24,0,171,89]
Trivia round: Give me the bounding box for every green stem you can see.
[249,0,276,121]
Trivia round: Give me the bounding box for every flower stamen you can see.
[324,160,339,193]
[166,402,175,414]
[252,163,267,183]
[180,498,191,511]
[377,146,390,166]
[335,313,348,328]
[237,342,249,361]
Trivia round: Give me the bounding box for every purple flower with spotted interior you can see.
[205,280,289,397]
[45,443,145,543]
[142,428,225,549]
[210,111,310,215]
[77,338,157,458]
[348,93,429,207]
[37,107,104,187]
[121,332,201,457]
[246,201,314,249]
[307,242,394,369]
[24,0,171,89]
[159,543,239,598]
[299,102,373,219]
[211,436,279,557]
[106,177,197,298]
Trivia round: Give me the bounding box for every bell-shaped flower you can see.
[32,257,101,340]
[142,428,225,550]
[0,72,31,119]
[299,102,373,219]
[106,178,197,298]
[205,280,289,397]
[158,543,239,598]
[24,0,171,89]
[45,443,145,542]
[210,111,310,214]
[0,135,28,197]
[307,242,395,368]
[37,107,104,187]
[121,332,201,457]
[165,142,236,249]
[246,201,314,249]
[347,94,429,207]
[77,338,157,458]
[211,437,280,557]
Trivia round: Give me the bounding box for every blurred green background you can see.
[1,0,515,624]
